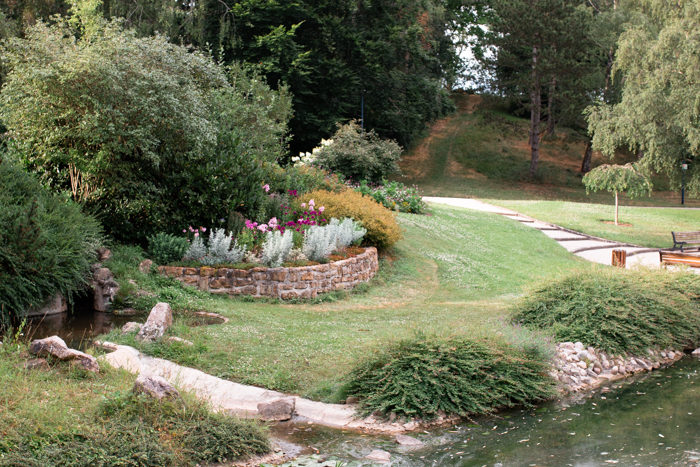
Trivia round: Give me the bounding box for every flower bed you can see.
[158,247,378,300]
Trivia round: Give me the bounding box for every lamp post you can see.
[361,89,365,132]
[682,161,688,205]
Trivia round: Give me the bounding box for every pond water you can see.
[276,357,700,466]
[21,297,139,349]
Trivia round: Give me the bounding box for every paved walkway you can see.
[424,197,668,269]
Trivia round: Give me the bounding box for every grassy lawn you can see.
[105,204,590,402]
[488,200,700,248]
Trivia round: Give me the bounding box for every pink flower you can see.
[263,184,270,192]
[309,199,315,207]
[189,226,194,232]
[201,227,207,232]
[194,232,199,237]
[183,229,187,233]
[319,206,325,212]
[269,217,278,226]
[257,224,268,232]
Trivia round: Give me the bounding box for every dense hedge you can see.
[512,268,700,354]
[344,335,555,419]
[302,189,403,248]
[0,157,102,325]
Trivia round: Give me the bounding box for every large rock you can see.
[121,322,141,334]
[692,348,700,357]
[96,247,112,262]
[29,336,99,372]
[91,267,119,312]
[25,294,68,318]
[133,373,180,399]
[136,303,173,342]
[365,450,391,463]
[139,259,153,274]
[257,397,296,421]
[396,434,423,446]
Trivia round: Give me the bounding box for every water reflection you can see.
[277,358,700,466]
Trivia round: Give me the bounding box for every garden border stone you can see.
[158,247,378,300]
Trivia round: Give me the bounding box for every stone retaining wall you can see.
[158,247,378,300]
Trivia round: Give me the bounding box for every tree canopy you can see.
[582,162,652,224]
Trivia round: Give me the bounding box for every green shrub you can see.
[1,20,292,243]
[0,157,102,326]
[512,268,700,354]
[311,121,403,183]
[354,180,428,214]
[344,335,555,419]
[147,233,189,265]
[302,189,402,248]
[263,164,347,196]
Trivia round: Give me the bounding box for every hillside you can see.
[397,92,698,207]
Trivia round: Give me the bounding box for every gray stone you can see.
[403,421,418,431]
[396,434,423,446]
[92,267,119,312]
[365,450,391,463]
[692,348,700,357]
[134,373,180,399]
[611,366,619,375]
[577,361,587,369]
[23,358,49,371]
[96,247,112,261]
[345,396,359,405]
[257,397,295,421]
[167,336,194,346]
[139,259,153,274]
[121,322,141,334]
[29,336,99,372]
[136,303,173,342]
[574,342,584,351]
[577,351,589,361]
[26,294,68,318]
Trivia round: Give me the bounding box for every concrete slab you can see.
[540,229,588,241]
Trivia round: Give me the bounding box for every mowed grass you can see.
[106,204,589,401]
[489,200,700,248]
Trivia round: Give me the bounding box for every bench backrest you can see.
[672,231,700,243]
[660,251,700,267]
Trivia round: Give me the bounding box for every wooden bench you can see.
[672,231,700,251]
[660,251,700,268]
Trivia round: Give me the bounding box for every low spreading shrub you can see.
[308,121,403,182]
[147,233,189,265]
[301,189,402,248]
[344,335,555,419]
[353,180,428,214]
[0,157,102,326]
[303,219,365,261]
[183,228,246,266]
[512,268,700,354]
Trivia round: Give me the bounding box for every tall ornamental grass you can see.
[512,268,700,354]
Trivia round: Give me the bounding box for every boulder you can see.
[121,322,141,334]
[29,336,99,372]
[345,396,359,405]
[26,293,68,318]
[96,247,112,261]
[134,373,180,399]
[257,397,296,421]
[167,336,194,346]
[139,259,153,274]
[692,348,700,357]
[365,450,391,463]
[396,434,423,446]
[136,303,173,342]
[92,267,119,312]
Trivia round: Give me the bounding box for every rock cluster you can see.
[551,341,684,393]
[29,336,99,372]
[91,266,119,312]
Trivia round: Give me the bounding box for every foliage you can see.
[331,218,366,249]
[264,164,346,196]
[0,157,102,325]
[586,0,700,196]
[147,233,189,265]
[583,163,652,198]
[512,268,700,354]
[344,334,555,419]
[302,190,402,248]
[261,230,294,267]
[0,20,292,243]
[182,229,246,266]
[302,225,338,262]
[311,121,403,183]
[354,180,428,214]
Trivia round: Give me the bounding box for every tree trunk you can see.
[581,139,593,173]
[547,77,556,137]
[615,192,619,226]
[529,45,541,176]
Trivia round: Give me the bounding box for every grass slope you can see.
[398,92,699,207]
[104,204,587,401]
[488,200,700,248]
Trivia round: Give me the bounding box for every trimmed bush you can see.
[147,233,189,265]
[310,121,403,183]
[512,268,700,354]
[344,335,555,419]
[302,189,402,248]
[0,157,102,325]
